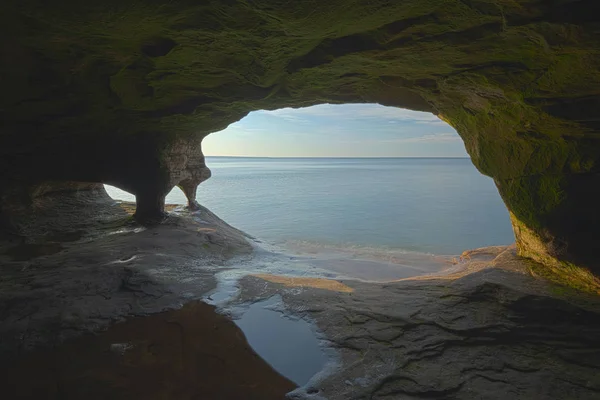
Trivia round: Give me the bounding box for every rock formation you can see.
[1,0,600,273]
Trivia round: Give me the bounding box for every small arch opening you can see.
[103,185,188,205]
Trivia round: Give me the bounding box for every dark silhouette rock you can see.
[1,1,600,272]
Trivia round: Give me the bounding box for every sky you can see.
[202,103,468,158]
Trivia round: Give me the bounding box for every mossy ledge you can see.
[1,0,600,277]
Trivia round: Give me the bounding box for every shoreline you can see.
[1,198,599,399]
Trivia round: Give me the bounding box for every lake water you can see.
[105,157,514,256]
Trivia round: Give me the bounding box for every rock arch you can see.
[1,0,599,273]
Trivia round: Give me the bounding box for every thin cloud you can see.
[315,132,462,145]
[224,124,267,135]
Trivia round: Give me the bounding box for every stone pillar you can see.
[133,187,168,223]
[158,135,212,212]
[114,135,213,219]
[129,172,171,223]
[178,179,201,211]
[177,165,211,211]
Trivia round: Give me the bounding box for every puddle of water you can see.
[199,238,454,389]
[2,301,296,400]
[233,296,327,386]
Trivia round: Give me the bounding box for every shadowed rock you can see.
[1,302,296,400]
[0,194,598,399]
[1,3,600,273]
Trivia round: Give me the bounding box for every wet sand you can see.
[1,301,296,400]
[283,240,453,281]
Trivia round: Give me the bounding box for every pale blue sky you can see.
[203,104,468,157]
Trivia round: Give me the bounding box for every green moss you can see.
[497,175,565,231]
[527,259,600,296]
[3,0,600,276]
[5,0,597,143]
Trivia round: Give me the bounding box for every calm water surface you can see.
[106,157,514,255]
[233,296,327,386]
[103,157,516,385]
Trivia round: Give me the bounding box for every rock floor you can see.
[1,193,599,399]
[235,248,600,399]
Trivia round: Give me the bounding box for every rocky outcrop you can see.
[1,1,600,273]
[168,138,212,211]
[235,248,600,399]
[2,202,599,399]
[0,189,252,358]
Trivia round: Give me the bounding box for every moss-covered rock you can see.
[1,0,600,274]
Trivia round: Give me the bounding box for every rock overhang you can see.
[1,0,600,276]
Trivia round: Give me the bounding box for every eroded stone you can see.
[1,3,599,277]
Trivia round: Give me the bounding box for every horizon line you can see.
[205,155,470,159]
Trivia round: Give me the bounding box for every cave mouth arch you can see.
[1,0,600,279]
[105,103,515,260]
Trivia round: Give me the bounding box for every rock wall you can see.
[1,0,600,273]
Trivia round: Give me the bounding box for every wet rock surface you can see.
[235,248,600,399]
[0,189,251,359]
[1,203,599,399]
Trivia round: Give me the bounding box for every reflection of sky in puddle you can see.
[201,238,452,389]
[198,230,453,389]
[233,296,327,386]
[4,301,296,399]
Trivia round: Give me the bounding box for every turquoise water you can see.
[105,157,514,256]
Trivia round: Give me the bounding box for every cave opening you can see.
[3,1,600,397]
[105,103,515,264]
